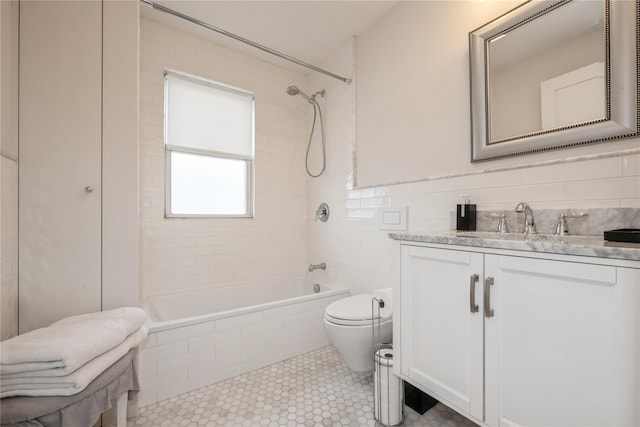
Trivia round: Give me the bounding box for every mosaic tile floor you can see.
[130,346,479,427]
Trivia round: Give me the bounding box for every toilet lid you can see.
[325,294,392,324]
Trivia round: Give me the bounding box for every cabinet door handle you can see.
[469,274,479,313]
[484,276,495,318]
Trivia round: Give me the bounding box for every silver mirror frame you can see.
[470,0,638,162]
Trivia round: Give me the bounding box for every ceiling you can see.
[140,1,398,75]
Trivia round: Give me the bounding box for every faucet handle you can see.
[315,203,329,222]
[554,212,588,236]
[489,212,509,233]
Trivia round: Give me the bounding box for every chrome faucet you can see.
[308,262,326,272]
[515,202,537,235]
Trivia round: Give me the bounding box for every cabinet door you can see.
[400,245,484,420]
[19,1,102,333]
[484,255,639,427]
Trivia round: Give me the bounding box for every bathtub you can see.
[138,278,348,406]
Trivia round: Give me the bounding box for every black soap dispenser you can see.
[456,195,476,231]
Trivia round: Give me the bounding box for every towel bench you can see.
[0,350,138,427]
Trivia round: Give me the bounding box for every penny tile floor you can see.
[130,346,479,427]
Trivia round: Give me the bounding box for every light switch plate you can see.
[378,207,407,230]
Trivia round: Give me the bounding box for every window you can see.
[164,71,254,217]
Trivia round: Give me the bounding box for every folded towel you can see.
[0,307,147,376]
[0,326,147,398]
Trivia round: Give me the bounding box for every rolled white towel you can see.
[0,307,147,376]
[0,325,148,398]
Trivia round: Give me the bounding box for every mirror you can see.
[470,0,638,162]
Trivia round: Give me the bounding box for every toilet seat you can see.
[325,294,392,327]
[324,290,394,371]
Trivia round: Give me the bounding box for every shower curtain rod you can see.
[140,0,353,84]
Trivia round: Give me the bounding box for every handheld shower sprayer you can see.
[286,85,327,178]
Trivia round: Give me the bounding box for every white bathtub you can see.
[138,278,348,406]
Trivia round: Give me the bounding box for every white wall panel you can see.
[102,0,140,309]
[19,1,102,333]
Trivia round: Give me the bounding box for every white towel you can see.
[0,307,147,376]
[0,326,148,398]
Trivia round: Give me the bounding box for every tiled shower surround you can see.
[139,18,312,298]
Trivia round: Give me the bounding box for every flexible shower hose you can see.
[305,100,326,178]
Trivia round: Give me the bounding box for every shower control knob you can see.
[315,203,330,222]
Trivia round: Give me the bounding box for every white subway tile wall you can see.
[1,157,18,340]
[139,18,311,297]
[137,294,343,406]
[307,151,640,297]
[623,155,640,176]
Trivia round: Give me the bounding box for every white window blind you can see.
[165,71,254,157]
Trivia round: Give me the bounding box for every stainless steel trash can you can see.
[373,348,403,426]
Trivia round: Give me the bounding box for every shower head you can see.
[286,85,313,104]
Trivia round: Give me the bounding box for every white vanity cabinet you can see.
[396,242,640,427]
[398,245,485,420]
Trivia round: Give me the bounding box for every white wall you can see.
[354,1,640,187]
[306,2,640,297]
[0,0,19,340]
[139,18,311,298]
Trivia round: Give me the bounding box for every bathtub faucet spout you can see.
[309,262,326,272]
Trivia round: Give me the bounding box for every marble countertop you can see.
[389,231,640,261]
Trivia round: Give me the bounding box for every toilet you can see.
[324,288,393,372]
